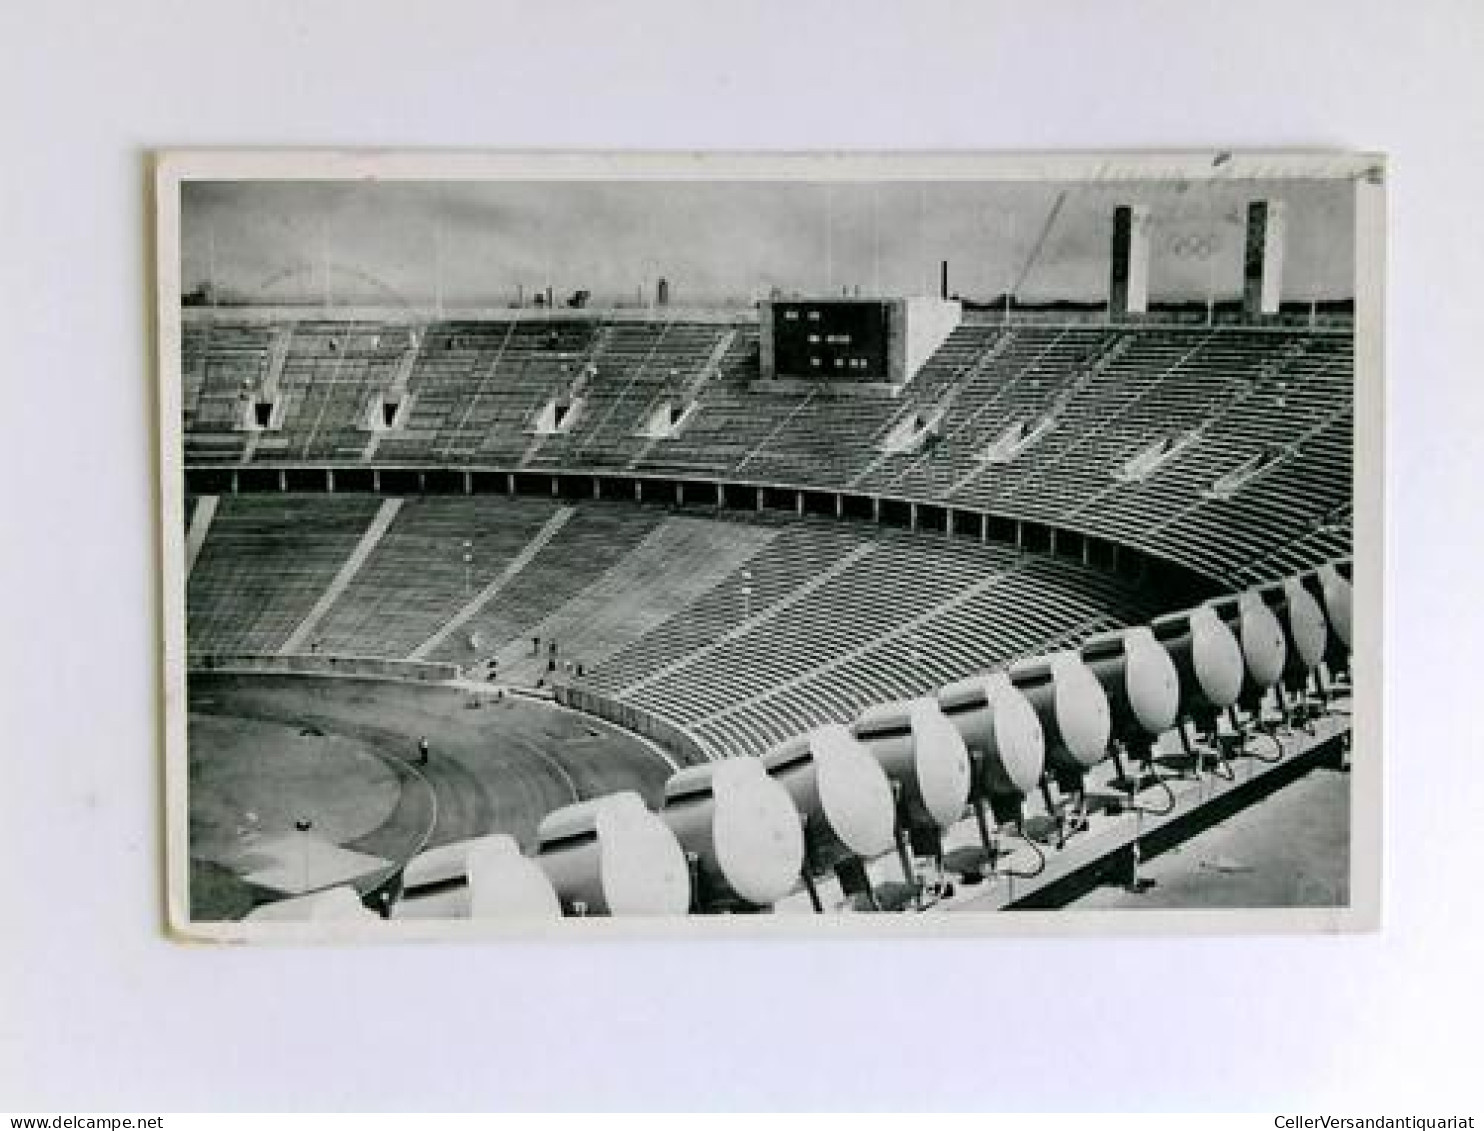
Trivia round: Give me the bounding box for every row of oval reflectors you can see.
[270,561,1351,922]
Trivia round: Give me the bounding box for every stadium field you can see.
[187,672,673,919]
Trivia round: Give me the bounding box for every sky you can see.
[180,177,1356,308]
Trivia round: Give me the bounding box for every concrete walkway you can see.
[184,495,219,578]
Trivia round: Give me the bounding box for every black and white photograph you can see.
[157,150,1380,938]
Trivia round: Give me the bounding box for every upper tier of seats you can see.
[182,313,1353,584]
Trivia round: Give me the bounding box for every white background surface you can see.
[2,0,1481,1112]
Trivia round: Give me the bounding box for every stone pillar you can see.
[1243,200,1286,317]
[1109,204,1150,318]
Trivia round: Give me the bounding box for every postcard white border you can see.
[155,148,1384,944]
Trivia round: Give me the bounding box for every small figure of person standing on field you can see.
[417,736,430,766]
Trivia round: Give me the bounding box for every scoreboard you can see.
[768,300,891,384]
[759,296,961,392]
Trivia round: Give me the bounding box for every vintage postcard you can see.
[156,150,1382,941]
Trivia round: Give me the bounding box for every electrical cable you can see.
[1247,728,1285,764]
[1131,754,1177,817]
[1001,818,1047,880]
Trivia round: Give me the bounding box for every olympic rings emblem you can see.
[1169,234,1219,259]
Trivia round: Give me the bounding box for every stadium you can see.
[170,171,1359,924]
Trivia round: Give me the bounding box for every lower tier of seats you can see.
[185,494,1167,758]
